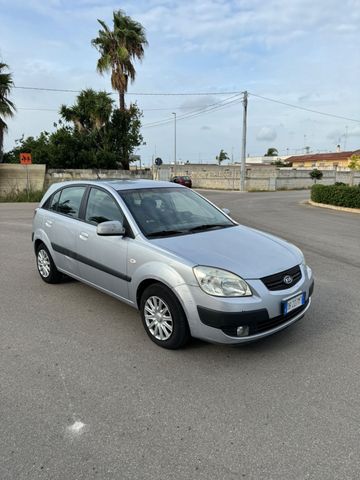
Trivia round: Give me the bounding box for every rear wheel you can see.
[140,283,190,349]
[36,243,63,284]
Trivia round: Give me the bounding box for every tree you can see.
[105,104,144,169]
[264,147,278,157]
[0,63,16,162]
[60,89,113,132]
[309,168,323,183]
[91,10,148,110]
[271,160,286,167]
[4,91,144,170]
[348,154,360,171]
[216,149,229,165]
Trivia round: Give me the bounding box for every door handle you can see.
[79,232,89,240]
[45,220,53,227]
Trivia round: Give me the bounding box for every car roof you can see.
[48,179,183,191]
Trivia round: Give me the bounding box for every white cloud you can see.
[256,127,277,142]
[1,0,360,162]
[347,127,360,138]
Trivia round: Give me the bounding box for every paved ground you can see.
[1,191,359,480]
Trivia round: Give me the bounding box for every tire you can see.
[140,283,190,349]
[36,243,63,284]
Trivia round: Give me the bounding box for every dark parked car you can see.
[170,175,192,188]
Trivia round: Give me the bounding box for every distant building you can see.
[246,155,290,165]
[287,149,360,170]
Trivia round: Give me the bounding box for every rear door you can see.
[75,187,131,300]
[44,185,87,275]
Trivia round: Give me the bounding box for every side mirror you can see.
[222,208,230,215]
[96,220,126,236]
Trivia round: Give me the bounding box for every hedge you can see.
[311,184,360,209]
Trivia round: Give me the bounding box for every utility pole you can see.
[172,112,177,174]
[240,91,248,192]
[344,125,348,151]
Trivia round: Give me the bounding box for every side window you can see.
[49,190,61,211]
[57,187,86,218]
[85,188,124,225]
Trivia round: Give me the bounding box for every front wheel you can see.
[140,284,190,349]
[36,243,63,284]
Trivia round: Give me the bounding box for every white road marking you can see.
[67,421,86,435]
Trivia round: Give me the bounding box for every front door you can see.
[76,187,130,301]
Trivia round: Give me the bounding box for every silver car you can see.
[32,180,314,349]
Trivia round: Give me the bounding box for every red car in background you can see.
[170,175,192,188]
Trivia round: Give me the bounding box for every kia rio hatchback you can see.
[32,180,314,349]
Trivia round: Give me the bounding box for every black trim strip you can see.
[52,243,131,282]
[198,299,309,336]
[197,305,268,329]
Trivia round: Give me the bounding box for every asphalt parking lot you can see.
[1,190,360,480]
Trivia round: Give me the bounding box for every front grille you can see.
[261,265,302,291]
[254,300,309,334]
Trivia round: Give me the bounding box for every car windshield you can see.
[118,187,235,238]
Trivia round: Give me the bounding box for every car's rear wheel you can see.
[140,283,190,349]
[36,243,63,284]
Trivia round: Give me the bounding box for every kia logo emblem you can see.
[283,275,293,285]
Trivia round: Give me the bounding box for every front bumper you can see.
[173,266,314,344]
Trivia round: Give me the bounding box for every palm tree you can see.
[0,63,16,162]
[264,147,279,157]
[216,149,229,165]
[91,10,148,110]
[60,89,113,131]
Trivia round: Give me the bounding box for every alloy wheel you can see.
[144,296,173,341]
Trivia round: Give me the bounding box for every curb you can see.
[307,200,360,214]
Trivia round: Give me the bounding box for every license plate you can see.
[282,292,306,315]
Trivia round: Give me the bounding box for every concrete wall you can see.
[156,164,360,190]
[0,164,46,197]
[1,163,359,198]
[45,168,152,188]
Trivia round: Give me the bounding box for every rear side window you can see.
[57,186,86,218]
[85,188,124,225]
[49,190,61,211]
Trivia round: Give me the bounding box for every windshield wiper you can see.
[147,229,187,238]
[188,223,233,232]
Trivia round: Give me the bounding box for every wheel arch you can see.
[136,278,183,310]
[34,238,44,253]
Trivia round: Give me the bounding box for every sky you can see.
[1,0,360,165]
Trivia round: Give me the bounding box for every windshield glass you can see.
[118,187,235,237]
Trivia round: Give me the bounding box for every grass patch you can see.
[0,189,44,202]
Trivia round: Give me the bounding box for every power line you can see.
[18,107,58,112]
[17,104,233,112]
[13,84,360,123]
[249,92,360,123]
[14,85,242,96]
[142,94,244,128]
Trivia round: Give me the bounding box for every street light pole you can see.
[240,91,248,192]
[172,112,177,174]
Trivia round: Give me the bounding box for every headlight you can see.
[193,266,252,297]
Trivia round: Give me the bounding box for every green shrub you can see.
[311,184,360,208]
[0,189,44,203]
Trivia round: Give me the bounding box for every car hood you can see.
[151,225,303,279]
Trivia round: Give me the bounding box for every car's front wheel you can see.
[140,283,190,349]
[36,243,63,284]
